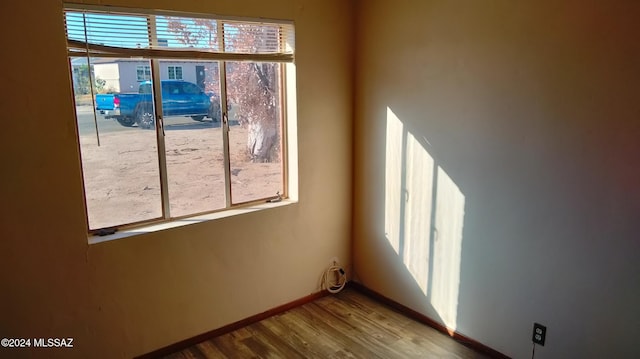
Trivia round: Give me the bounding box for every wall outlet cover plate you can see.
[532,323,547,346]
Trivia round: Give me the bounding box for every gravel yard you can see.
[78,115,282,230]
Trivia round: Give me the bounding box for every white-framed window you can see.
[64,5,296,233]
[136,65,151,81]
[168,66,183,80]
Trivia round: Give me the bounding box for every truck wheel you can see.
[208,102,221,122]
[116,117,135,127]
[191,115,205,122]
[135,104,155,130]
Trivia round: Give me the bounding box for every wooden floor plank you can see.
[302,302,408,358]
[324,292,451,357]
[276,306,351,357]
[291,305,385,358]
[194,341,227,358]
[316,295,405,344]
[312,299,448,359]
[244,322,307,359]
[258,314,338,358]
[210,328,257,358]
[163,288,491,358]
[339,290,485,358]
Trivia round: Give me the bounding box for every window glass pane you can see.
[139,82,152,94]
[160,60,226,216]
[181,82,201,94]
[72,57,162,230]
[226,61,284,204]
[65,12,150,49]
[167,66,183,80]
[156,16,219,51]
[223,22,282,54]
[137,65,151,81]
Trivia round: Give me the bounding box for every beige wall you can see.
[354,1,640,358]
[0,0,353,357]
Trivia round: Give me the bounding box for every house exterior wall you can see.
[118,61,147,92]
[95,60,206,93]
[93,63,121,92]
[158,61,199,84]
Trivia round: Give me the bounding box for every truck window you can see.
[167,83,181,94]
[181,82,203,95]
[139,83,152,94]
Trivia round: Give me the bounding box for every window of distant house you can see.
[168,66,183,80]
[137,65,151,81]
[64,5,296,234]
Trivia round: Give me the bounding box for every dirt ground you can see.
[78,123,282,230]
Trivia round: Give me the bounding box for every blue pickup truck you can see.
[95,80,219,129]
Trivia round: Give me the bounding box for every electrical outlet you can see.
[532,323,547,346]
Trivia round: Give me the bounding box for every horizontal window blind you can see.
[64,7,295,62]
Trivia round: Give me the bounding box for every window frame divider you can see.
[66,40,294,63]
[218,21,233,207]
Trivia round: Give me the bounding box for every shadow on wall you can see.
[383,106,465,332]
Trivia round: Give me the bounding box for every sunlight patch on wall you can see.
[402,131,435,295]
[385,107,404,254]
[384,107,465,331]
[431,167,464,330]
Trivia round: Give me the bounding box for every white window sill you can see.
[88,199,297,245]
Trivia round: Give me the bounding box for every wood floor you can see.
[163,288,489,358]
